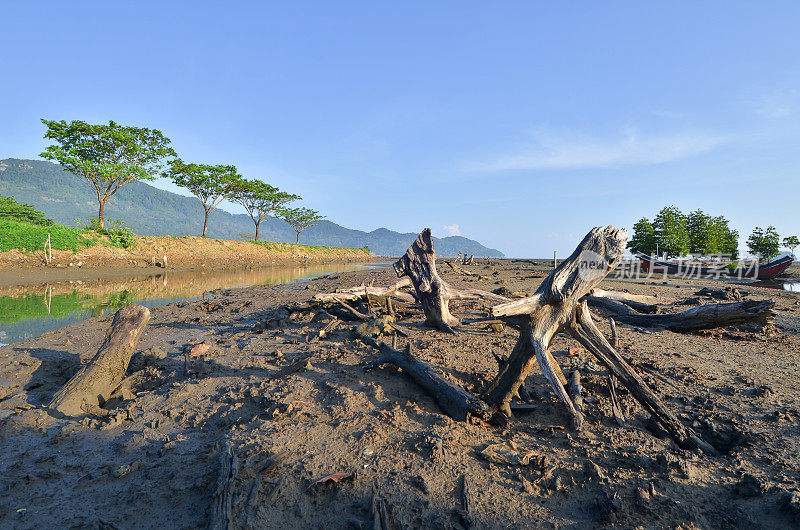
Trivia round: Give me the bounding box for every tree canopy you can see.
[782,236,799,255]
[166,160,242,237]
[232,179,300,241]
[627,218,656,255]
[40,119,175,228]
[277,207,324,244]
[0,195,54,226]
[747,226,780,260]
[628,206,739,258]
[653,206,689,257]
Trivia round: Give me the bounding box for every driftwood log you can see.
[586,296,775,332]
[393,228,507,332]
[48,305,151,416]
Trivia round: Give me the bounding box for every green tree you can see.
[277,207,324,244]
[627,217,657,254]
[167,160,242,237]
[782,235,799,255]
[706,215,738,258]
[653,206,689,257]
[232,179,300,241]
[40,119,175,228]
[747,226,780,260]
[720,223,739,260]
[0,196,54,226]
[686,209,710,254]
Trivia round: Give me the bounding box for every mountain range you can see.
[0,158,504,258]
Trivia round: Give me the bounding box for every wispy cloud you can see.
[442,224,461,236]
[465,127,727,172]
[752,88,798,119]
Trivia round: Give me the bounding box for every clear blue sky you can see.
[2,2,799,257]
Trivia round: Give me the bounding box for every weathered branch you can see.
[313,278,415,303]
[362,338,491,422]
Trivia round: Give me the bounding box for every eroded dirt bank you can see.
[0,235,375,286]
[1,260,799,528]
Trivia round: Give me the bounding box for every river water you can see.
[0,263,385,347]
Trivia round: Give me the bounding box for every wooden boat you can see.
[636,253,794,280]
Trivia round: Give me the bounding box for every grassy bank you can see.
[0,219,99,253]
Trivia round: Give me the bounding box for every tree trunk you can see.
[48,305,151,416]
[254,221,260,241]
[203,209,210,237]
[98,198,106,229]
[296,231,300,244]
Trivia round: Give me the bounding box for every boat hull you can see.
[637,255,793,281]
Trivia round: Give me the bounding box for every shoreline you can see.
[0,234,379,286]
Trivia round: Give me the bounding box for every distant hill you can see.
[0,158,504,258]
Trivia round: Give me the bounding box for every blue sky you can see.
[1,2,799,257]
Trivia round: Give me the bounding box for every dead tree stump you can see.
[393,229,508,332]
[48,305,151,416]
[480,226,714,453]
[394,228,460,332]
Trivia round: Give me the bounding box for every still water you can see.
[0,263,383,347]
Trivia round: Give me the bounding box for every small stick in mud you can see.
[457,474,475,529]
[48,305,151,417]
[607,375,626,427]
[210,441,239,530]
[607,316,618,348]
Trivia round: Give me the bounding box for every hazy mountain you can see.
[0,158,504,258]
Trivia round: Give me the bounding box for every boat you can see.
[636,253,794,281]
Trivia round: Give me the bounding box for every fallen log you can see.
[480,226,713,453]
[361,337,491,422]
[585,297,775,332]
[48,305,151,417]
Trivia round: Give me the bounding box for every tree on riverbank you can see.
[629,206,738,258]
[627,218,657,254]
[747,226,780,259]
[167,161,242,237]
[782,236,799,256]
[277,207,324,244]
[40,120,175,229]
[653,206,689,257]
[232,179,300,241]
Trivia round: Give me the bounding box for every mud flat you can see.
[1,259,799,528]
